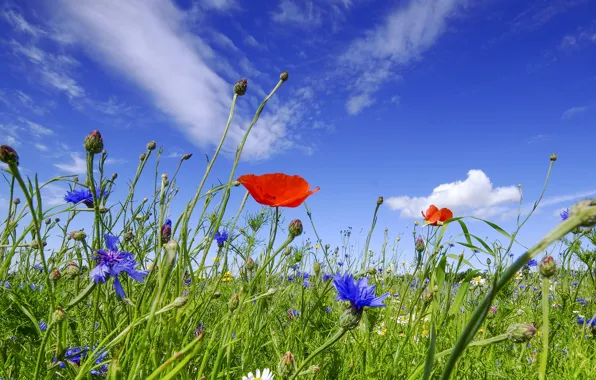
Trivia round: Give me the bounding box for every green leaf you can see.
[449,269,479,316]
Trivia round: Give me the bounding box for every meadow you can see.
[1,73,596,380]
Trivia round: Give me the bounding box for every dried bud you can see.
[539,255,557,278]
[377,196,384,206]
[0,145,19,166]
[64,261,79,279]
[278,351,295,379]
[182,153,192,161]
[13,198,20,205]
[280,71,289,82]
[415,236,425,253]
[84,130,104,154]
[45,218,52,225]
[228,293,239,312]
[52,307,66,324]
[313,261,321,276]
[507,323,537,343]
[288,219,303,238]
[550,153,557,162]
[50,269,61,281]
[147,141,157,151]
[340,306,363,330]
[140,152,147,161]
[246,257,255,271]
[173,296,187,308]
[234,78,248,96]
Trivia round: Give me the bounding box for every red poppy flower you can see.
[237,173,320,208]
[421,205,453,226]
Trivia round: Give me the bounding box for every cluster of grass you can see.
[1,73,596,379]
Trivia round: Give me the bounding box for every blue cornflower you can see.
[39,321,47,331]
[560,209,569,221]
[337,262,343,267]
[33,263,44,272]
[509,253,514,258]
[323,273,332,281]
[577,316,596,326]
[64,188,108,208]
[184,277,192,286]
[90,234,148,298]
[214,230,228,247]
[303,279,309,288]
[303,272,310,279]
[572,281,579,287]
[576,298,588,307]
[64,346,87,366]
[30,284,36,291]
[288,309,300,319]
[332,272,389,311]
[287,275,294,281]
[90,350,109,375]
[290,264,299,271]
[527,259,538,267]
[325,307,332,313]
[377,267,383,273]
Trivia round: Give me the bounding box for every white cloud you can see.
[5,135,19,146]
[386,169,520,218]
[35,143,48,151]
[211,31,239,52]
[25,121,53,136]
[271,0,322,27]
[41,183,68,206]
[346,93,374,115]
[2,9,46,36]
[243,35,267,51]
[558,35,578,50]
[200,0,238,11]
[339,0,465,113]
[54,152,86,174]
[561,105,591,120]
[52,0,302,160]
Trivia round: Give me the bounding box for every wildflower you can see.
[527,259,538,267]
[39,321,47,331]
[237,173,320,208]
[560,208,569,221]
[325,307,332,313]
[333,272,389,310]
[288,219,303,238]
[84,130,104,154]
[576,298,588,307]
[64,188,108,208]
[0,144,19,165]
[90,234,148,298]
[315,244,320,249]
[415,236,425,253]
[577,316,596,327]
[470,276,486,287]
[33,263,43,272]
[338,261,344,267]
[322,273,332,281]
[303,279,309,288]
[278,352,294,378]
[242,368,274,380]
[514,272,523,280]
[572,281,579,286]
[161,219,172,244]
[507,323,537,343]
[214,230,228,247]
[376,322,387,336]
[421,205,453,226]
[288,309,300,320]
[194,324,205,339]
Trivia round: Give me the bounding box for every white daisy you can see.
[242,368,274,380]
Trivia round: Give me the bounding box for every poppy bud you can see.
[0,145,19,166]
[234,78,248,96]
[84,130,103,154]
[228,293,239,312]
[13,198,20,205]
[280,71,289,82]
[377,196,384,206]
[277,351,295,378]
[140,152,147,161]
[570,199,596,227]
[147,141,156,151]
[161,223,172,244]
[539,255,557,278]
[288,219,303,238]
[246,257,255,271]
[313,261,321,276]
[340,306,363,330]
[507,323,537,343]
[52,306,66,324]
[173,296,187,308]
[182,153,192,160]
[550,153,557,162]
[415,236,425,253]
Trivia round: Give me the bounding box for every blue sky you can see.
[1,0,595,269]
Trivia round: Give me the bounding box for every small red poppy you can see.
[237,173,320,208]
[421,205,453,226]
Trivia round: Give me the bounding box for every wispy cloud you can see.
[339,0,465,114]
[386,169,520,218]
[54,152,86,175]
[271,0,322,27]
[527,134,551,144]
[199,0,239,11]
[561,105,591,120]
[35,143,48,151]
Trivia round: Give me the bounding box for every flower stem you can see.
[539,276,550,380]
[291,328,347,379]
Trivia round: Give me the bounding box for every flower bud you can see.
[124,230,134,242]
[539,255,557,278]
[246,257,255,271]
[340,306,363,330]
[50,269,61,281]
[367,267,377,275]
[228,293,239,312]
[52,307,66,324]
[284,246,293,256]
[165,239,178,266]
[147,141,156,151]
[507,323,537,343]
[550,153,557,162]
[64,261,79,279]
[140,152,147,161]
[277,351,295,378]
[68,231,85,242]
[13,198,20,205]
[415,236,425,253]
[161,223,172,244]
[288,219,303,238]
[84,130,104,154]
[182,153,192,161]
[45,218,51,225]
[31,239,47,249]
[294,251,303,263]
[54,218,60,223]
[0,145,19,165]
[173,296,187,308]
[280,71,289,82]
[377,196,384,206]
[313,261,321,276]
[487,306,497,319]
[486,257,492,265]
[111,173,118,181]
[234,78,248,96]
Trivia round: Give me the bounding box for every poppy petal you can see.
[423,205,439,221]
[238,173,319,208]
[424,205,441,225]
[275,186,320,207]
[439,208,453,222]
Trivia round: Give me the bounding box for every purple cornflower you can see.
[64,188,108,208]
[572,281,579,287]
[287,275,294,281]
[302,272,310,279]
[161,219,172,243]
[39,321,47,331]
[577,316,596,326]
[303,279,309,288]
[214,230,228,247]
[332,272,389,311]
[33,263,43,272]
[560,209,569,221]
[337,262,343,267]
[325,307,332,313]
[322,273,332,281]
[90,234,148,298]
[527,259,538,267]
[30,284,36,291]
